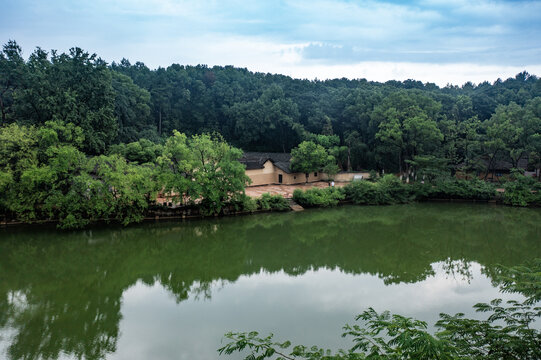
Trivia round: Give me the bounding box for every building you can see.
[240,152,371,186]
[240,152,324,186]
[478,157,533,181]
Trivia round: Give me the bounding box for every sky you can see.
[2,0,541,86]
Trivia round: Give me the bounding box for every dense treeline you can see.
[2,40,541,228]
[2,40,541,175]
[0,121,254,228]
[293,172,541,208]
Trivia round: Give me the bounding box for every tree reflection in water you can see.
[0,203,540,359]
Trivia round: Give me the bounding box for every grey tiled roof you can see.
[240,152,294,173]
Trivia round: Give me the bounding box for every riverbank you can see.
[3,174,541,229]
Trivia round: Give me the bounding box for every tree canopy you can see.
[2,41,540,176]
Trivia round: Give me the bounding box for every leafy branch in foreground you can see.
[492,258,541,304]
[218,260,541,359]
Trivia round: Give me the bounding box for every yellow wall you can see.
[330,172,371,182]
[246,163,371,186]
[246,161,279,186]
[246,161,324,185]
[279,171,317,184]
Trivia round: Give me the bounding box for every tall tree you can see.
[0,40,25,124]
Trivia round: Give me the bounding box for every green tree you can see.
[291,141,332,182]
[12,47,117,154]
[406,155,449,182]
[188,133,250,215]
[229,85,301,151]
[0,40,25,124]
[109,138,163,164]
[85,155,157,226]
[374,106,443,176]
[157,131,194,205]
[157,131,249,214]
[111,71,155,143]
[485,102,527,170]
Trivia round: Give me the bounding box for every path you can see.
[245,181,346,199]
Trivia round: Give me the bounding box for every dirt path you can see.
[245,181,347,198]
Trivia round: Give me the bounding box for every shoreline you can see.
[0,196,527,230]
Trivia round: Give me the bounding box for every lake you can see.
[1,203,541,359]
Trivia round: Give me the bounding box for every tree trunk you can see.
[484,153,496,181]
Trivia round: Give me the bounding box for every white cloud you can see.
[267,61,541,86]
[2,0,540,84]
[98,35,539,86]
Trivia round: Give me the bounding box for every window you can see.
[278,174,283,183]
[314,172,318,177]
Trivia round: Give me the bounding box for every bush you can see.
[413,178,496,201]
[343,175,412,205]
[230,194,258,213]
[377,175,413,204]
[342,180,380,204]
[502,172,541,206]
[257,193,290,211]
[293,187,345,207]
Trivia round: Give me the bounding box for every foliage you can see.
[229,193,258,213]
[3,41,541,174]
[493,259,541,304]
[413,178,497,201]
[293,187,345,207]
[219,260,541,359]
[373,91,443,174]
[343,175,412,205]
[154,131,251,215]
[0,122,249,227]
[2,39,541,226]
[109,138,163,164]
[405,155,449,182]
[257,193,290,211]
[189,133,250,215]
[502,170,541,206]
[111,71,156,143]
[10,46,117,154]
[291,141,331,176]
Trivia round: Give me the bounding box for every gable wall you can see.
[246,160,278,186]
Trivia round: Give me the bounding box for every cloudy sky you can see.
[2,0,541,86]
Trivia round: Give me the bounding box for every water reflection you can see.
[1,203,540,359]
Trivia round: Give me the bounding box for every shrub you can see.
[377,175,412,204]
[413,178,496,201]
[230,194,258,213]
[257,193,290,211]
[502,172,541,206]
[293,187,345,207]
[343,175,412,205]
[342,181,380,204]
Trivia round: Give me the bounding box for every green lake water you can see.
[1,203,541,359]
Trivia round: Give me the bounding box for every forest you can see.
[1,40,541,227]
